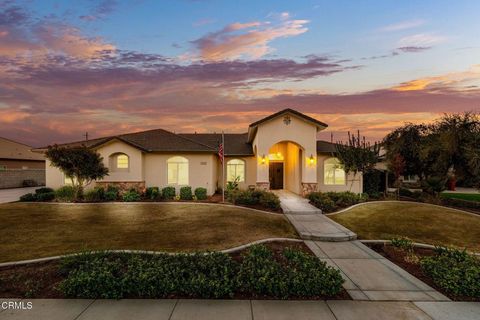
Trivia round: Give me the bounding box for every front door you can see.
[269,162,284,189]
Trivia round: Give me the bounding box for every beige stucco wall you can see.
[45,159,65,189]
[317,154,363,194]
[219,156,256,190]
[98,140,144,182]
[144,153,217,195]
[252,113,318,185]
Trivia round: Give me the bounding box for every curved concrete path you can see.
[275,190,357,241]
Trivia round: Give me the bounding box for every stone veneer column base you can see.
[95,181,146,193]
[301,182,318,197]
[256,182,270,191]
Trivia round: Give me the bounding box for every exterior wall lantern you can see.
[309,154,315,165]
[261,154,266,164]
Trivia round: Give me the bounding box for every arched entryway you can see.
[267,141,304,194]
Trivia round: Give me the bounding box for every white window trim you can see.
[324,157,346,186]
[226,159,246,182]
[167,156,189,185]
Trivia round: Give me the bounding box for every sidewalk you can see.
[1,299,479,320]
[275,190,357,241]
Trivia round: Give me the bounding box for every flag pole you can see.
[222,131,225,203]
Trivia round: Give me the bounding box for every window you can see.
[64,175,77,185]
[116,154,129,169]
[167,156,189,185]
[324,157,345,185]
[227,159,245,182]
[110,153,129,171]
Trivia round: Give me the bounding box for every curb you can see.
[325,200,480,217]
[0,238,302,268]
[359,239,480,256]
[10,201,283,215]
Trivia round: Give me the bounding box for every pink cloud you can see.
[191,18,309,61]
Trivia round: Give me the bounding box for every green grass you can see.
[329,202,480,252]
[0,203,298,263]
[440,192,480,202]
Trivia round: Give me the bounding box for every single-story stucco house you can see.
[34,109,362,196]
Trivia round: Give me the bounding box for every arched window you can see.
[167,156,189,185]
[227,159,245,182]
[324,157,345,185]
[110,153,129,171]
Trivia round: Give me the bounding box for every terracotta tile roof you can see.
[33,129,253,155]
[179,133,253,156]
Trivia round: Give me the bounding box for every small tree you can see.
[335,131,380,191]
[388,153,405,199]
[46,145,109,200]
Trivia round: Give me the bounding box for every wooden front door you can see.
[269,162,284,190]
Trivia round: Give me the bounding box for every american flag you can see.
[218,142,224,163]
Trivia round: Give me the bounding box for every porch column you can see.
[301,149,318,196]
[255,147,270,190]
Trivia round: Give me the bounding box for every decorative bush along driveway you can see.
[0,203,297,263]
[329,202,480,252]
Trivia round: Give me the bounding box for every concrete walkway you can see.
[0,187,40,204]
[274,190,357,241]
[1,299,479,320]
[305,240,449,301]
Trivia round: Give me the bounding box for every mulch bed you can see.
[0,241,348,300]
[366,243,479,302]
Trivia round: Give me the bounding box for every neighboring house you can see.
[0,137,46,189]
[34,109,362,195]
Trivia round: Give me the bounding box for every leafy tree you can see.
[383,123,428,179]
[335,131,380,191]
[46,145,109,200]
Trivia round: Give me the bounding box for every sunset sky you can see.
[1,0,480,147]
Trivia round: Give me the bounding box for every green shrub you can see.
[422,176,447,195]
[363,170,382,196]
[35,187,54,194]
[237,244,288,298]
[103,186,119,201]
[194,187,208,200]
[36,191,55,202]
[145,187,161,200]
[162,186,176,200]
[19,193,37,202]
[390,237,414,251]
[308,191,367,213]
[180,186,193,200]
[421,247,480,297]
[307,192,336,213]
[122,190,141,202]
[259,191,280,209]
[59,246,344,299]
[55,186,76,202]
[84,187,105,202]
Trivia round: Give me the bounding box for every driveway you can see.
[0,187,39,203]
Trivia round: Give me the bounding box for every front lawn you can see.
[329,202,480,252]
[0,203,297,263]
[440,192,480,202]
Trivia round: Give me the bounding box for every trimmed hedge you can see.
[421,247,480,297]
[55,186,76,202]
[194,187,208,200]
[122,189,141,202]
[145,187,161,200]
[308,191,368,213]
[59,245,343,299]
[180,186,193,200]
[84,187,105,202]
[228,189,281,210]
[104,186,119,201]
[35,187,55,194]
[19,193,37,202]
[162,186,176,200]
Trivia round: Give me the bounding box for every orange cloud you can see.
[191,17,309,61]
